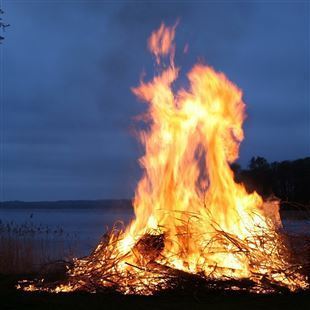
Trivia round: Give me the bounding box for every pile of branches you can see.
[17,217,310,295]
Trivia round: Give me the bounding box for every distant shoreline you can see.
[0,199,133,209]
[1,200,309,219]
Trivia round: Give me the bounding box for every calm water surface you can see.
[0,207,134,257]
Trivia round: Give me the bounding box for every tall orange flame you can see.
[113,23,306,290]
[122,23,274,273]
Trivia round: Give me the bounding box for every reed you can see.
[0,220,76,274]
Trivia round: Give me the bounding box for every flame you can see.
[20,23,308,295]
[105,23,306,292]
[124,23,278,277]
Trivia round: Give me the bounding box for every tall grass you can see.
[0,220,77,274]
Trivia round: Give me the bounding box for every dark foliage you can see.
[231,157,310,208]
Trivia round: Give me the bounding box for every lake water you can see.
[0,207,309,260]
[0,207,134,259]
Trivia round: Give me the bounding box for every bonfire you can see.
[19,23,308,295]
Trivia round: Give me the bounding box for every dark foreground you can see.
[1,274,310,310]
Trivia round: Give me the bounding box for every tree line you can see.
[231,157,310,209]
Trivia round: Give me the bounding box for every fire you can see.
[20,23,308,294]
[113,23,305,289]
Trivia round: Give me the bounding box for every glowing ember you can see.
[20,23,308,294]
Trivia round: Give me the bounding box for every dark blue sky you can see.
[1,1,309,201]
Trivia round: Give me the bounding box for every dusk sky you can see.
[1,1,309,201]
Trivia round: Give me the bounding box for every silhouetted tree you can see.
[270,158,310,205]
[230,162,242,184]
[248,156,269,170]
[236,157,310,208]
[239,156,272,197]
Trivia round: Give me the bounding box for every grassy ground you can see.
[1,274,310,310]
